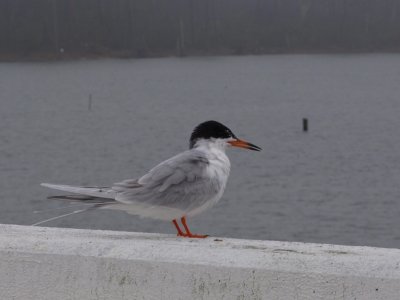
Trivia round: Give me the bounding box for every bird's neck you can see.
[192,139,231,172]
[192,138,228,153]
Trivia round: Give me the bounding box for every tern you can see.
[40,120,261,238]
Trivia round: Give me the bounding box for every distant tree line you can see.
[0,0,400,59]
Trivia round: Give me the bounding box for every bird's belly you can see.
[185,186,225,217]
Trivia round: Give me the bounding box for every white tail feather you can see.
[41,183,116,199]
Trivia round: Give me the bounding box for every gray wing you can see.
[112,150,215,212]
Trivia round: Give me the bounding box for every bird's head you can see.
[189,120,261,151]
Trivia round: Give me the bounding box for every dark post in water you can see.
[303,118,308,132]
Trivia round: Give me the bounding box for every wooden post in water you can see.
[303,118,308,132]
[88,94,92,111]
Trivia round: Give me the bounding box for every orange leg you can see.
[180,216,208,238]
[172,219,185,237]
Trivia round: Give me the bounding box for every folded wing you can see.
[112,150,213,213]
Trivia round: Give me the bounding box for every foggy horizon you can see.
[1,0,400,61]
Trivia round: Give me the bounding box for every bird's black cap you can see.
[190,120,237,148]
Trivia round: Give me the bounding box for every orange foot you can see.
[177,232,209,238]
[172,217,208,239]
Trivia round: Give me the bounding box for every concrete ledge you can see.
[1,224,400,299]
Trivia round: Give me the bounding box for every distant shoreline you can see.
[2,48,400,62]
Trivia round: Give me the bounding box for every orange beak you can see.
[228,139,261,151]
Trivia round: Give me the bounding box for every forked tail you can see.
[33,183,117,226]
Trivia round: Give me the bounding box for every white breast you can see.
[186,142,231,217]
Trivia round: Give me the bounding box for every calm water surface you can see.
[1,54,400,248]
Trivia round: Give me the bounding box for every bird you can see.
[40,120,261,238]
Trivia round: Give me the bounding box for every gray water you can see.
[1,54,400,248]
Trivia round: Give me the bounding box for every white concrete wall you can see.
[1,224,400,300]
